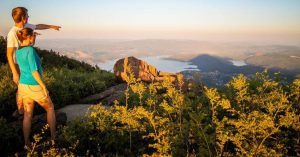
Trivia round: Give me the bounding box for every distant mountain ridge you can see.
[186,54,298,86]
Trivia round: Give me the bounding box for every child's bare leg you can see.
[23,98,35,146]
[16,90,24,114]
[37,97,56,141]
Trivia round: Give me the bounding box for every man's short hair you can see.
[12,7,28,23]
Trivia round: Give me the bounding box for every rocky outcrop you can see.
[114,56,158,82]
[113,56,177,82]
[58,104,95,122]
[79,84,127,104]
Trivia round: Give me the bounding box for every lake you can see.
[98,56,248,72]
[98,56,199,73]
[229,60,247,66]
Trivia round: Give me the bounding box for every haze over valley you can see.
[36,39,300,86]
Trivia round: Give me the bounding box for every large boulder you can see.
[114,56,160,82]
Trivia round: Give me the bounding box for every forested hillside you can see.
[0,36,299,156]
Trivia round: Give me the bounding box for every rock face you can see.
[113,56,177,82]
[79,84,127,104]
[114,56,158,82]
[58,104,94,122]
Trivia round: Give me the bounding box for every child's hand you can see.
[29,32,40,46]
[41,86,49,97]
[51,25,61,31]
[34,32,41,36]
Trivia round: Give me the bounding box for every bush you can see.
[0,117,23,155]
[59,70,300,156]
[0,36,7,64]
[0,65,115,119]
[205,71,300,156]
[59,67,214,156]
[0,65,17,118]
[42,67,115,110]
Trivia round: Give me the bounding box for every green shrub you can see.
[0,65,17,118]
[59,70,214,156]
[205,72,300,156]
[42,67,115,110]
[59,71,300,156]
[0,37,6,64]
[0,117,23,155]
[0,65,115,119]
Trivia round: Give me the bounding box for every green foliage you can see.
[0,65,17,118]
[35,47,97,72]
[0,36,6,63]
[59,67,213,156]
[0,117,22,155]
[59,70,300,156]
[43,67,114,110]
[205,72,300,156]
[23,124,76,157]
[0,65,115,119]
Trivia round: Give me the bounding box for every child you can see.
[16,27,56,148]
[7,7,61,115]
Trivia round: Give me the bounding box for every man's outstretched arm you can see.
[35,24,61,30]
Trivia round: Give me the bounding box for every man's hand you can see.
[13,73,19,85]
[35,24,61,31]
[51,25,61,31]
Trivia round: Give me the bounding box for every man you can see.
[7,7,61,85]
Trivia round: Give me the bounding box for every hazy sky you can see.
[1,0,300,42]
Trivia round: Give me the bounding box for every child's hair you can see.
[17,28,34,41]
[12,7,28,23]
